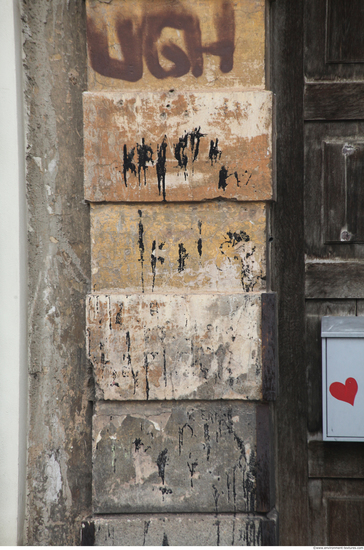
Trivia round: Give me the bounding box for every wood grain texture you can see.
[309,440,364,479]
[83,90,274,202]
[87,293,266,401]
[86,0,266,92]
[326,0,364,64]
[270,0,308,543]
[304,122,364,260]
[261,293,277,401]
[304,83,364,121]
[305,0,364,81]
[305,262,364,299]
[328,499,364,545]
[91,202,267,294]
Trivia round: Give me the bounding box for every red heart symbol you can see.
[329,377,358,406]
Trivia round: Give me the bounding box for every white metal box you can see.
[322,316,364,441]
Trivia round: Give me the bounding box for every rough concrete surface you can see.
[86,0,266,92]
[22,0,91,544]
[91,202,267,293]
[91,514,272,546]
[93,400,258,514]
[87,293,264,401]
[83,90,273,202]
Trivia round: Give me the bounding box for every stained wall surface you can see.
[21,0,276,545]
[83,0,276,545]
[22,0,92,545]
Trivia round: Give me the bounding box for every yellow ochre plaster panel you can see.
[86,0,266,92]
[91,202,266,293]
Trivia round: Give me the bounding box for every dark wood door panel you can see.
[305,83,364,121]
[305,0,364,81]
[329,499,364,545]
[309,479,364,546]
[309,441,364,478]
[305,263,364,299]
[305,122,364,260]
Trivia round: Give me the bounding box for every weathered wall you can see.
[83,0,276,545]
[22,0,92,544]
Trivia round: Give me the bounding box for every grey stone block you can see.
[93,401,266,514]
[90,514,275,546]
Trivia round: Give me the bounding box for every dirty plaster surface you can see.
[87,293,264,401]
[93,400,258,514]
[22,0,91,544]
[92,514,268,546]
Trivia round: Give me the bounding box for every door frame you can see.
[269,0,309,544]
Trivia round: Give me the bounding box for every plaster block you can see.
[84,90,273,202]
[93,401,265,514]
[88,514,276,546]
[86,0,266,91]
[91,202,266,293]
[87,293,265,401]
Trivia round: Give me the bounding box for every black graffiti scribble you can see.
[178,423,193,455]
[115,303,123,325]
[178,243,189,273]
[209,138,222,165]
[156,136,168,201]
[197,220,202,257]
[162,532,170,545]
[133,438,143,452]
[190,127,206,162]
[156,448,168,484]
[87,1,235,81]
[143,521,150,546]
[123,145,136,186]
[204,423,211,461]
[137,138,154,186]
[144,353,150,400]
[138,210,145,293]
[221,230,250,248]
[174,133,189,175]
[218,165,232,191]
[187,461,198,487]
[151,240,165,291]
[234,171,240,187]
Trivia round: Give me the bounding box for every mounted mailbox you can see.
[322,316,364,441]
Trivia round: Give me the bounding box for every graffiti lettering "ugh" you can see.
[87,1,235,82]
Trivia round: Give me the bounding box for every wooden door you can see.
[304,0,364,545]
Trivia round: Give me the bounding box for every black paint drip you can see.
[138,210,145,292]
[157,137,167,201]
[189,126,206,162]
[178,243,189,273]
[137,138,153,186]
[156,448,168,484]
[197,220,202,257]
[174,134,189,176]
[123,144,136,187]
[209,138,222,165]
[218,165,231,191]
[151,241,165,291]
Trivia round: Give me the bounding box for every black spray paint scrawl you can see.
[156,137,167,201]
[136,138,153,186]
